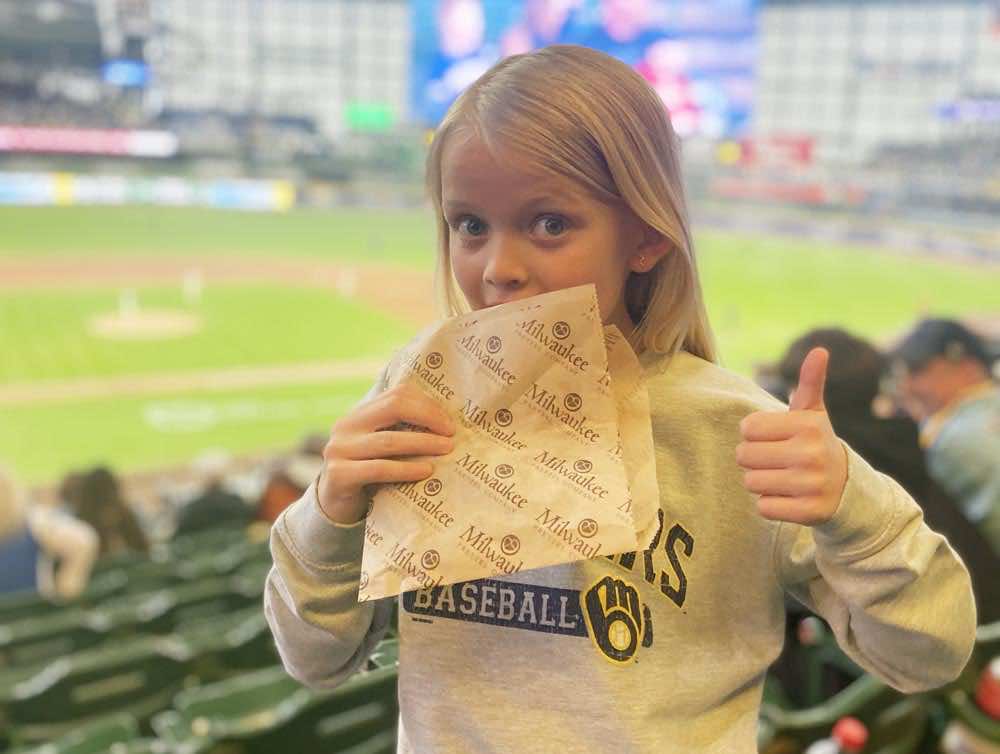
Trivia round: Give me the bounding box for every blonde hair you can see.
[426,44,717,363]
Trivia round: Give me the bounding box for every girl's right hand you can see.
[317,383,456,524]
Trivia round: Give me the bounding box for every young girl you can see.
[264,46,976,753]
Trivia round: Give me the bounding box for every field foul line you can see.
[0,358,389,407]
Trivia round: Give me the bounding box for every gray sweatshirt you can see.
[264,348,977,753]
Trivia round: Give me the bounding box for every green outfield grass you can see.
[2,205,997,485]
[0,284,410,384]
[1,379,374,484]
[0,206,436,266]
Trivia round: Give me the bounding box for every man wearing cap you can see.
[890,319,1000,553]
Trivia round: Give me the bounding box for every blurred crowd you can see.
[757,318,1000,626]
[0,317,996,617]
[0,435,324,602]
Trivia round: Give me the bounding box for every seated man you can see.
[889,318,1000,553]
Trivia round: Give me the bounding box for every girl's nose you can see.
[483,236,528,290]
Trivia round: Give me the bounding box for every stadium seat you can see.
[0,608,107,670]
[367,638,398,671]
[174,537,270,582]
[2,712,142,754]
[0,635,195,746]
[94,575,261,636]
[172,604,278,678]
[0,569,128,625]
[163,528,249,562]
[760,672,901,746]
[153,642,399,754]
[935,620,1000,747]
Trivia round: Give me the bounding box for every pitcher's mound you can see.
[90,310,202,340]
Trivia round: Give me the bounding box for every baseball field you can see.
[2,205,998,485]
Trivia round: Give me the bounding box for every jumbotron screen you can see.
[411,0,757,138]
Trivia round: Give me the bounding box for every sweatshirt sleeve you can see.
[774,441,978,693]
[264,481,395,689]
[263,359,398,690]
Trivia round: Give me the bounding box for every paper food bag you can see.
[359,285,659,601]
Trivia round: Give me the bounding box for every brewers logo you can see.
[582,575,653,663]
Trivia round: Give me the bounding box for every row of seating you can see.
[0,529,269,627]
[758,621,1000,752]
[0,560,269,671]
[3,638,400,754]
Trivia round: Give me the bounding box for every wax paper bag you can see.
[359,285,659,601]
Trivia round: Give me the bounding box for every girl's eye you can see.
[457,216,487,237]
[533,215,568,237]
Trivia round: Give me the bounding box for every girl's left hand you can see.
[736,347,849,526]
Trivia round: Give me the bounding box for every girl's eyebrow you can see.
[516,193,574,210]
[442,200,479,213]
[443,193,574,215]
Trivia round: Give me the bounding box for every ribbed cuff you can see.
[280,481,367,565]
[812,441,901,558]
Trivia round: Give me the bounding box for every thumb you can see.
[789,347,829,411]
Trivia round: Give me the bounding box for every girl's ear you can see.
[627,225,672,273]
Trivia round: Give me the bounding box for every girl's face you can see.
[440,130,658,335]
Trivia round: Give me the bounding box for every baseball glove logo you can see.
[582,576,654,663]
[564,393,583,412]
[425,352,444,369]
[423,478,443,496]
[486,335,502,354]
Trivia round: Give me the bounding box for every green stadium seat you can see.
[0,569,128,625]
[230,558,272,596]
[172,604,278,678]
[153,640,399,754]
[760,673,901,746]
[3,713,140,754]
[932,620,1000,747]
[163,528,249,562]
[165,537,270,588]
[151,665,305,751]
[0,608,107,670]
[0,635,195,746]
[94,575,261,637]
[367,639,398,671]
[90,550,152,578]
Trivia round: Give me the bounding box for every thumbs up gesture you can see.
[737,347,849,526]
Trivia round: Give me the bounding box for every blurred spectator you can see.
[0,465,98,600]
[173,452,254,537]
[257,452,323,525]
[889,319,1000,553]
[760,328,999,622]
[60,466,150,557]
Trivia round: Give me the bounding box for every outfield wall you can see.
[0,172,296,211]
